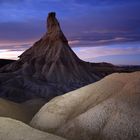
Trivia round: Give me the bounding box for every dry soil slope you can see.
[0,98,46,123]
[0,117,66,140]
[30,72,140,140]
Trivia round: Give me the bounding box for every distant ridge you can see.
[0,59,15,68]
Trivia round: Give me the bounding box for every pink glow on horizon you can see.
[0,49,24,60]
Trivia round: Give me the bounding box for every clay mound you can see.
[30,72,140,140]
[0,98,46,123]
[0,117,66,140]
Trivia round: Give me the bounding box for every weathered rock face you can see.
[0,12,103,102]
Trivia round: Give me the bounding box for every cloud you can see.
[0,0,23,4]
[0,41,31,60]
[0,0,140,50]
[61,2,140,47]
[0,20,45,43]
[72,42,140,61]
[0,49,23,60]
[74,0,140,6]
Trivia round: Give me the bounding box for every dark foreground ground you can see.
[0,59,15,68]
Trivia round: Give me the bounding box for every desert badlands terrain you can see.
[0,12,139,140]
[0,72,139,140]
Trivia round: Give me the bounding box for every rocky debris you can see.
[30,72,140,140]
[0,117,66,140]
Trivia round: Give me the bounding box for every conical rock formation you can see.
[0,12,116,102]
[1,12,98,83]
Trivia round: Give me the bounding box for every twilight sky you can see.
[0,0,140,65]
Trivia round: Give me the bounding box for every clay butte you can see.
[0,12,119,102]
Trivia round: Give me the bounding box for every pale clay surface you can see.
[30,72,140,140]
[0,117,66,140]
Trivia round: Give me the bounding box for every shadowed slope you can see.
[0,98,46,123]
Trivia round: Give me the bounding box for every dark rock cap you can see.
[48,12,56,17]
